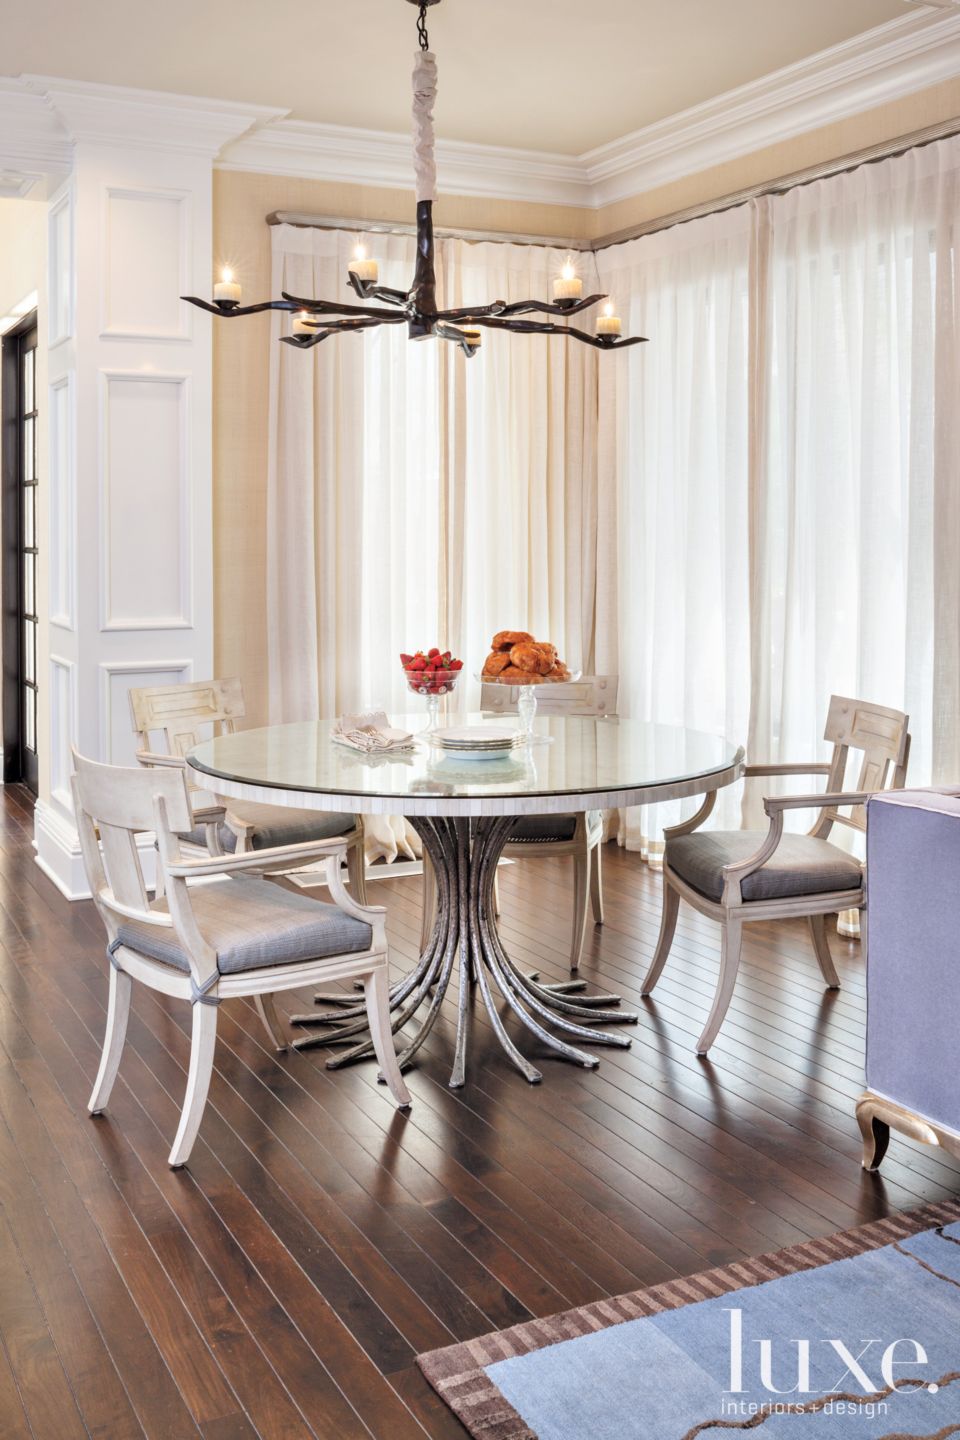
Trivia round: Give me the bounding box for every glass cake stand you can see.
[475,670,583,738]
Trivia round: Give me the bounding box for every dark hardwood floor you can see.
[0,782,956,1439]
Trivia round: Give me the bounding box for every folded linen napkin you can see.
[331,710,416,754]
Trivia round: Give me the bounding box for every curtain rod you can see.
[267,113,960,257]
[267,211,588,251]
[592,114,960,250]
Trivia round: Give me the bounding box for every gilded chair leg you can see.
[640,876,680,995]
[346,838,368,906]
[808,913,841,989]
[364,967,411,1109]
[589,840,604,926]
[696,916,743,1056]
[254,993,287,1051]
[421,852,437,952]
[168,1002,218,1168]
[89,965,132,1114]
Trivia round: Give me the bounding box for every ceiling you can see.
[3,0,913,154]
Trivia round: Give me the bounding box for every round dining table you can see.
[188,716,743,1088]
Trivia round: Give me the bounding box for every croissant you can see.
[509,642,547,674]
[492,630,533,652]
[482,651,512,676]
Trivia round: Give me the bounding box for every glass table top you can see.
[187,715,743,817]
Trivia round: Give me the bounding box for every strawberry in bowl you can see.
[400,647,464,698]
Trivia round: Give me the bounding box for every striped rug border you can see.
[416,1197,960,1440]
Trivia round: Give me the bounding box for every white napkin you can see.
[331,709,416,754]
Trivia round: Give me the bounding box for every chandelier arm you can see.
[280,292,407,319]
[465,315,648,349]
[182,296,305,317]
[495,294,609,318]
[346,276,411,305]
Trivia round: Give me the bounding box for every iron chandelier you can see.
[184,0,646,357]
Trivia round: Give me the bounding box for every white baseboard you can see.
[34,798,157,900]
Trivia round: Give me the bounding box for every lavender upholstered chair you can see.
[858,788,960,1171]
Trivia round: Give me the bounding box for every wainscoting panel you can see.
[101,186,190,340]
[49,373,76,630]
[100,370,191,631]
[47,181,74,347]
[49,655,76,810]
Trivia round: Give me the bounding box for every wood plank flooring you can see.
[0,783,956,1438]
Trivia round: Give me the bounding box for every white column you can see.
[22,80,283,896]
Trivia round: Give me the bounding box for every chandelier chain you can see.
[417,3,430,50]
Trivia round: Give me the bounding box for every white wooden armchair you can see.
[642,695,911,1056]
[420,676,618,970]
[130,678,367,901]
[73,750,410,1169]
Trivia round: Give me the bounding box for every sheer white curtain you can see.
[597,207,753,854]
[751,137,960,796]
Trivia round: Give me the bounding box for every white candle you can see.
[292,311,313,337]
[597,301,621,337]
[553,255,583,302]
[348,241,379,284]
[213,267,241,305]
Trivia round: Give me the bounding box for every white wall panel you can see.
[101,371,190,630]
[49,656,76,809]
[47,183,73,346]
[100,659,192,765]
[102,187,190,340]
[49,373,75,629]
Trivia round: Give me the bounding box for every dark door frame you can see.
[2,311,39,791]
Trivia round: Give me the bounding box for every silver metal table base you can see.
[289,815,638,1088]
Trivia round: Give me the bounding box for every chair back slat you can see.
[130,678,245,756]
[481,676,618,718]
[72,750,193,915]
[814,696,910,837]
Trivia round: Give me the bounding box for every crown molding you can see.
[583,10,960,206]
[3,12,959,209]
[218,118,590,207]
[0,79,72,195]
[222,10,960,209]
[22,76,288,158]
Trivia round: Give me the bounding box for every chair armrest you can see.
[164,834,353,879]
[763,790,873,816]
[136,749,187,770]
[743,762,832,778]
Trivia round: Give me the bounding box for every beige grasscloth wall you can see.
[213,76,960,726]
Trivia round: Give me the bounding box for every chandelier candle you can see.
[597,302,622,337]
[183,0,647,357]
[554,257,583,302]
[348,243,379,284]
[213,268,241,306]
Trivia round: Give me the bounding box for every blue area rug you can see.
[418,1199,960,1440]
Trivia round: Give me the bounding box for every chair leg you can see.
[364,967,411,1109]
[88,965,132,1115]
[589,840,604,925]
[696,915,743,1056]
[254,993,287,1051]
[808,913,841,989]
[168,1003,218,1168]
[569,846,591,974]
[346,836,368,906]
[421,852,436,952]
[640,875,680,995]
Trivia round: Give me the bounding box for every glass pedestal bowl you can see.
[475,669,583,738]
[402,664,461,731]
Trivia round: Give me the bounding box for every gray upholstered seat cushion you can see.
[667,830,863,904]
[509,810,603,844]
[181,801,357,855]
[115,876,372,975]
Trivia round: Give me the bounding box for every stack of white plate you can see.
[430,725,520,762]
